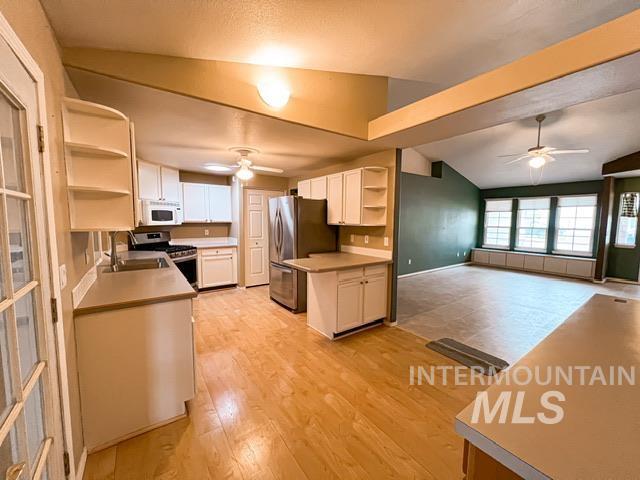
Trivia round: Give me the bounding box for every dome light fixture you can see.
[204,164,232,172]
[528,155,546,169]
[257,78,290,109]
[236,163,254,181]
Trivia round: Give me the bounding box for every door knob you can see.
[6,462,25,480]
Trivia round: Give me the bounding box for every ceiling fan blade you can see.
[504,155,530,166]
[497,153,525,158]
[251,165,284,173]
[547,149,590,155]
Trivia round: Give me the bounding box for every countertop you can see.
[170,237,238,248]
[74,251,197,316]
[283,252,391,273]
[455,294,640,479]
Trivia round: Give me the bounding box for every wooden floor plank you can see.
[84,286,482,479]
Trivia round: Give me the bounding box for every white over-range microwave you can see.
[141,199,183,225]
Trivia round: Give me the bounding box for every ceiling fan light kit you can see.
[500,114,590,184]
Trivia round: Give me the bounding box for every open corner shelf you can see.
[65,141,128,159]
[363,166,387,172]
[363,205,386,209]
[68,185,131,196]
[64,97,127,121]
[363,185,387,190]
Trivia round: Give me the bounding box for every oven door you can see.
[173,256,198,288]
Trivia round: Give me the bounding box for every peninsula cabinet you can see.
[309,264,388,338]
[181,182,232,223]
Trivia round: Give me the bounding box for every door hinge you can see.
[37,124,45,153]
[63,451,71,476]
[51,298,58,324]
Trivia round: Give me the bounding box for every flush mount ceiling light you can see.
[204,164,232,172]
[257,78,290,109]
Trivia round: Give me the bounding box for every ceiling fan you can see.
[205,147,284,180]
[499,114,590,172]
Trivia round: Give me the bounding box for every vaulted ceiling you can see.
[42,0,638,93]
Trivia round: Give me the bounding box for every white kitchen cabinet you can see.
[160,166,181,202]
[298,179,311,198]
[208,185,232,222]
[336,280,364,332]
[327,173,344,224]
[343,169,362,224]
[310,176,327,200]
[182,183,232,223]
[137,160,180,202]
[198,247,237,288]
[307,265,388,339]
[182,183,208,222]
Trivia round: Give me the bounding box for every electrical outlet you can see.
[85,249,90,265]
[350,234,355,243]
[59,264,67,290]
[204,229,210,236]
[408,259,412,265]
[364,235,369,244]
[457,251,460,257]
[383,236,389,247]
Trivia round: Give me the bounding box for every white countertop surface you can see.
[170,237,238,248]
[456,294,640,479]
[283,252,391,273]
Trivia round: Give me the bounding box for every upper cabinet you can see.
[138,160,180,202]
[297,179,311,199]
[298,176,328,200]
[182,183,232,223]
[62,98,135,231]
[326,167,388,226]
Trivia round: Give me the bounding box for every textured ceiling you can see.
[414,89,640,189]
[42,0,638,92]
[67,69,379,176]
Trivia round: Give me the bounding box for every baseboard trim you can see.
[605,276,640,285]
[76,447,87,480]
[398,262,468,278]
[340,245,392,259]
[72,265,97,309]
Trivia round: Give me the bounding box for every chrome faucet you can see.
[109,231,119,271]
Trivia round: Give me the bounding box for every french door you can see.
[0,32,63,480]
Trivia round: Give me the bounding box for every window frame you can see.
[614,192,639,249]
[552,194,598,257]
[482,199,512,250]
[514,197,551,253]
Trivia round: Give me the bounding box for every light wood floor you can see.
[83,286,482,479]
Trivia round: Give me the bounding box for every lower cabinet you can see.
[308,264,388,339]
[197,247,237,288]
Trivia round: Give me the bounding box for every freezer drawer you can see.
[269,263,297,309]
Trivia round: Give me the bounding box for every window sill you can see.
[481,244,509,250]
[614,244,636,249]
[552,250,593,258]
[514,248,547,254]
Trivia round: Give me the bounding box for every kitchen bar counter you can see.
[284,252,391,273]
[74,251,197,316]
[170,237,237,248]
[456,294,640,479]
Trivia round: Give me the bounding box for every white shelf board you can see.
[363,186,387,190]
[65,141,128,158]
[64,97,127,121]
[68,185,131,196]
[363,166,387,172]
[363,205,386,209]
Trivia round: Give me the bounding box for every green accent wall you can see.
[478,180,604,257]
[607,177,640,281]
[398,162,479,275]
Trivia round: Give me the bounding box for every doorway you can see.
[243,189,283,287]
[0,21,65,479]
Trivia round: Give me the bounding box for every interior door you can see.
[244,189,282,287]
[0,34,64,478]
[160,166,180,202]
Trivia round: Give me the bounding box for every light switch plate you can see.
[350,234,355,243]
[408,259,412,265]
[59,264,67,290]
[204,229,210,236]
[383,236,389,247]
[364,235,369,244]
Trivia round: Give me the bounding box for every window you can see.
[483,199,512,248]
[516,197,550,251]
[555,195,597,255]
[615,193,639,248]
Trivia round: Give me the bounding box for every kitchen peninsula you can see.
[285,252,392,338]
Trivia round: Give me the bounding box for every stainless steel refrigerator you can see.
[269,196,337,312]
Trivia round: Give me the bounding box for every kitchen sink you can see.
[103,257,170,273]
